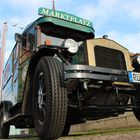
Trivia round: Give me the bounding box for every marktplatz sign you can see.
[38,7,93,28]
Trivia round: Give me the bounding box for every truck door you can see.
[15,28,35,104]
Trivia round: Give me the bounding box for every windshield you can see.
[41,32,83,47]
[41,32,63,46]
[39,22,93,47]
[39,24,87,64]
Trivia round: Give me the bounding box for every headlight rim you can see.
[132,54,140,69]
[63,38,78,54]
[137,55,140,64]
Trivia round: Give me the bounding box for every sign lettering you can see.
[38,7,93,28]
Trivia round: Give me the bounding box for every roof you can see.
[24,8,95,36]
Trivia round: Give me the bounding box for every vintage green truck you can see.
[1,7,140,140]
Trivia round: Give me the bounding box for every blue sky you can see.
[1,0,140,61]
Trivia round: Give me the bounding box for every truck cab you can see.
[1,7,140,140]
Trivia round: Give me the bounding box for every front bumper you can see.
[64,65,129,82]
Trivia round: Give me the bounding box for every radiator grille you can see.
[94,46,126,70]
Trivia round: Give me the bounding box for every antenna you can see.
[52,0,55,10]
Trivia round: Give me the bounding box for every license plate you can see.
[128,72,140,83]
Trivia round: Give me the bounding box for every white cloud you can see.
[107,30,140,53]
[2,0,73,13]
[75,0,140,34]
[3,0,50,9]
[2,0,140,58]
[1,0,75,31]
[77,0,120,18]
[76,0,122,31]
[123,0,140,20]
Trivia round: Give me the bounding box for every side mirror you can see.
[15,33,22,43]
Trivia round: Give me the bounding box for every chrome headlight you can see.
[132,55,140,69]
[63,38,78,53]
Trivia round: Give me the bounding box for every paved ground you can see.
[5,127,140,140]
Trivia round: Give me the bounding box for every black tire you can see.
[32,56,67,140]
[0,102,11,139]
[62,123,71,136]
[132,94,140,121]
[133,110,140,122]
[133,107,140,121]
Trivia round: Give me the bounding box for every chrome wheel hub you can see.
[38,72,46,109]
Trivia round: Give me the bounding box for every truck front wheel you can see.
[132,86,140,122]
[132,93,140,122]
[32,56,67,140]
[62,123,71,136]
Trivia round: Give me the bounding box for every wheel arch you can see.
[21,47,58,114]
[29,47,58,75]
